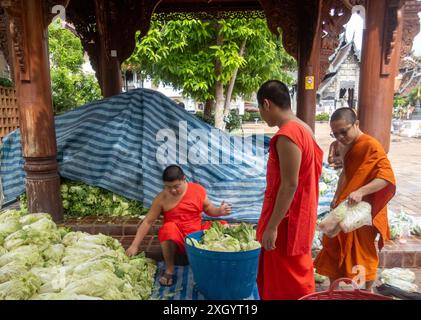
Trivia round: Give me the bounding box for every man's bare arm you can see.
[126,196,162,255]
[348,178,390,205]
[203,196,232,217]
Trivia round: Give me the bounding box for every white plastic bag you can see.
[318,201,347,237]
[381,268,416,283]
[380,268,419,293]
[339,201,372,233]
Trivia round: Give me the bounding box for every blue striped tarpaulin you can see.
[151,261,259,300]
[0,89,270,222]
[0,88,335,222]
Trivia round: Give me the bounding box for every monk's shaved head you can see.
[330,108,357,124]
[163,165,185,182]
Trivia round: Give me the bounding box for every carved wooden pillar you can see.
[296,31,320,132]
[97,44,122,97]
[2,0,63,222]
[358,0,404,152]
[94,0,122,97]
[296,2,322,132]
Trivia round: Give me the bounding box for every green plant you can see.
[225,110,241,132]
[48,21,102,115]
[0,77,13,88]
[242,111,261,122]
[195,111,215,127]
[315,112,330,122]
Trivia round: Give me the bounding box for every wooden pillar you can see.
[95,0,122,98]
[358,0,404,152]
[3,0,63,222]
[296,6,322,132]
[97,45,122,97]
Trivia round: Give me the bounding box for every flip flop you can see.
[159,271,175,287]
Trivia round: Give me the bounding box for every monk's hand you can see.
[348,189,364,206]
[219,201,232,216]
[126,244,139,257]
[262,226,277,251]
[330,197,338,209]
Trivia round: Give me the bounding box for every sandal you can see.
[159,271,175,287]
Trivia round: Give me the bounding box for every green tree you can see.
[394,87,421,119]
[48,21,102,115]
[124,18,296,129]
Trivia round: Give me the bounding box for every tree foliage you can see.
[124,18,297,128]
[48,21,102,115]
[393,87,421,119]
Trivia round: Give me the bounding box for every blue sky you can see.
[346,12,421,56]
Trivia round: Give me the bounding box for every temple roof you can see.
[318,36,360,94]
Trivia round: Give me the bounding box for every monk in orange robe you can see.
[255,80,324,300]
[126,165,231,286]
[314,108,396,291]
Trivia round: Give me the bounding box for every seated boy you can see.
[126,165,232,286]
[328,140,347,169]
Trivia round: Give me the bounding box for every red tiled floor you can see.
[385,252,404,268]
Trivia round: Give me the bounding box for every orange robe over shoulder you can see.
[158,182,221,255]
[314,134,396,281]
[256,121,323,300]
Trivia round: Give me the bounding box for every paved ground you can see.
[241,121,421,217]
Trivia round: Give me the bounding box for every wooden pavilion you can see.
[0,0,419,222]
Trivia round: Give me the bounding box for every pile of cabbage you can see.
[388,209,421,240]
[319,167,340,197]
[19,180,148,217]
[380,268,419,293]
[187,222,261,252]
[0,210,156,300]
[312,230,323,252]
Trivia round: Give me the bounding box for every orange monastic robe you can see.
[314,134,396,281]
[158,182,219,255]
[256,121,323,300]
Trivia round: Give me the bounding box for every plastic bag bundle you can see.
[339,201,372,233]
[318,201,372,237]
[380,268,419,293]
[388,209,412,240]
[318,202,347,237]
[410,216,421,237]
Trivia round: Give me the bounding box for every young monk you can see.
[314,108,396,291]
[256,80,323,300]
[126,165,232,286]
[328,140,347,169]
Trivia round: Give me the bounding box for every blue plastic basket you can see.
[185,231,261,300]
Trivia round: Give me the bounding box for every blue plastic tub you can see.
[185,231,261,300]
